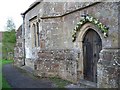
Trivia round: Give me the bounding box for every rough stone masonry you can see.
[14,0,120,88]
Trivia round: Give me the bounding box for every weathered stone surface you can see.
[14,1,120,88]
[97,49,120,88]
[34,49,78,83]
[14,25,24,67]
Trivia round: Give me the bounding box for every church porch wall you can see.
[63,2,119,49]
[97,49,120,88]
[42,2,64,17]
[34,49,78,83]
[17,1,120,88]
[24,3,43,60]
[41,18,65,49]
[92,3,120,88]
[61,2,120,88]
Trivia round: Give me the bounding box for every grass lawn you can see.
[0,59,13,89]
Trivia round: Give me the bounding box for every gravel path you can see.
[2,64,55,88]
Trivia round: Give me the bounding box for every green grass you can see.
[49,77,72,88]
[2,76,11,89]
[1,60,13,65]
[0,59,13,89]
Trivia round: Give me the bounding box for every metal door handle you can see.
[94,53,96,57]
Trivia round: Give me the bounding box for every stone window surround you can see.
[30,18,40,48]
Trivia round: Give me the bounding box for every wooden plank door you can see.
[83,29,102,82]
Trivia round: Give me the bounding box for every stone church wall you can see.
[14,1,120,87]
[34,49,78,82]
[14,25,24,66]
[23,3,42,69]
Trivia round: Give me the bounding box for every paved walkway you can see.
[2,64,89,89]
[2,64,55,88]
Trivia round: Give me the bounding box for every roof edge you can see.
[21,0,42,15]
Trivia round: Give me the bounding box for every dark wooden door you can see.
[83,29,102,82]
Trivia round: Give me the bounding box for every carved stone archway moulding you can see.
[72,14,109,42]
[75,22,104,81]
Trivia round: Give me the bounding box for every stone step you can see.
[78,79,97,88]
[65,79,97,88]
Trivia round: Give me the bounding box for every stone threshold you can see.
[78,79,97,88]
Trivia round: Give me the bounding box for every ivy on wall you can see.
[72,15,109,42]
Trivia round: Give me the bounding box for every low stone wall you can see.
[97,49,120,88]
[34,49,78,83]
[14,45,24,67]
[14,57,24,67]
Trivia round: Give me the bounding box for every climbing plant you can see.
[72,15,109,42]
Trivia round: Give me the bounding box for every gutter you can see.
[21,14,25,66]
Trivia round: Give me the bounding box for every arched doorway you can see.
[83,29,102,82]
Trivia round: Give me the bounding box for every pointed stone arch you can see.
[76,23,104,84]
[72,15,109,42]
